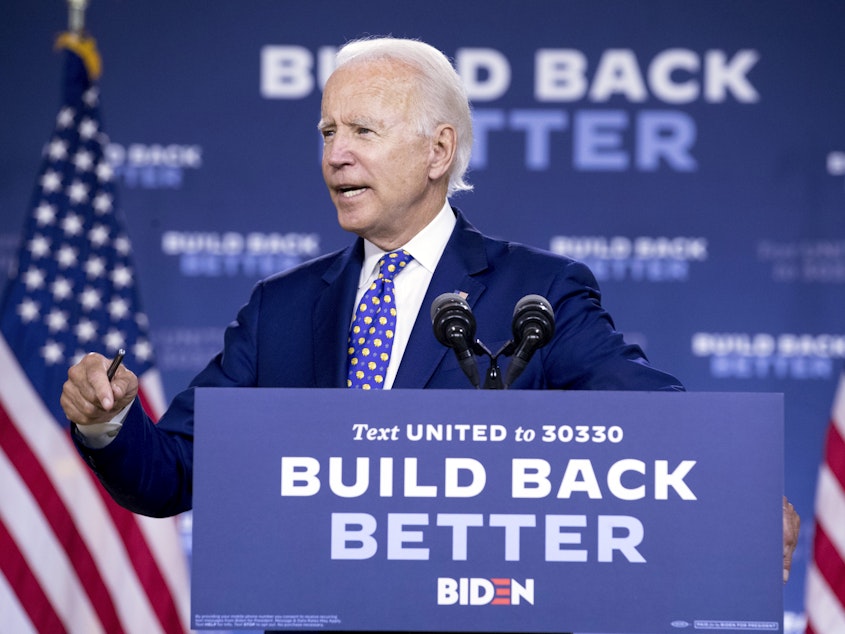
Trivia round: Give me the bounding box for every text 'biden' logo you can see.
[437,577,534,606]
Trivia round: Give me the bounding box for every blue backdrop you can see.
[3,1,844,624]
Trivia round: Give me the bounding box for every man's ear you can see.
[428,124,457,181]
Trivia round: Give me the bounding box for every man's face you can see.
[320,59,447,251]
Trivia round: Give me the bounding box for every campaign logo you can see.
[161,230,321,278]
[549,235,708,282]
[261,44,762,174]
[105,142,202,189]
[437,577,534,606]
[691,332,845,380]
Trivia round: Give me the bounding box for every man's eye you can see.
[321,129,335,139]
[357,127,373,135]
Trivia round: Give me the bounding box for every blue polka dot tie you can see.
[347,250,414,389]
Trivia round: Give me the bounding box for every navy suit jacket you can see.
[76,209,683,516]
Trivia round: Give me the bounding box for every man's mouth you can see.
[338,186,368,198]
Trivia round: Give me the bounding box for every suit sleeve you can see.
[71,281,267,517]
[539,260,684,391]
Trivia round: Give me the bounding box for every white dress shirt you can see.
[353,200,455,389]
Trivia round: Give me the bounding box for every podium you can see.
[192,389,784,633]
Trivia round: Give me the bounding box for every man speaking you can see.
[60,36,797,578]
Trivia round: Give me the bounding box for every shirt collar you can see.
[358,201,456,287]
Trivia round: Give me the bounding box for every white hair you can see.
[335,37,474,195]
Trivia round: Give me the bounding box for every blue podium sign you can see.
[192,389,784,633]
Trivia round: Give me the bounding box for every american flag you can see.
[0,35,189,633]
[805,371,845,633]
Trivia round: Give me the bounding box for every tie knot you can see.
[377,250,413,281]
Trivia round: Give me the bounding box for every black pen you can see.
[106,349,126,381]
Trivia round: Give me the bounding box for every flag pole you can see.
[67,0,89,35]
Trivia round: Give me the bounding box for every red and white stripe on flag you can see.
[0,336,188,634]
[805,372,845,633]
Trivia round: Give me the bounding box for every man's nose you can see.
[323,133,354,168]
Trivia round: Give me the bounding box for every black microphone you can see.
[503,294,555,388]
[431,293,481,388]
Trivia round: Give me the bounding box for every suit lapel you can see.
[393,211,489,388]
[312,241,364,387]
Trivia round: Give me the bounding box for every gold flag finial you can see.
[58,0,99,81]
